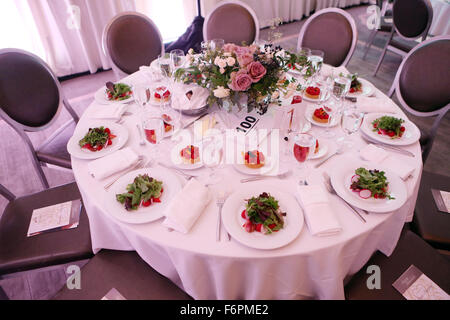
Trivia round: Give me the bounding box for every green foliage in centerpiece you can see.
[173,43,313,114]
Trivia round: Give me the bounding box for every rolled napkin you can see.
[88,147,139,180]
[89,104,127,121]
[359,144,415,180]
[356,96,397,114]
[162,178,211,233]
[296,185,342,237]
[171,82,209,110]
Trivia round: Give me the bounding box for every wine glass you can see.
[201,40,211,52]
[202,138,224,185]
[308,50,324,85]
[142,117,165,161]
[292,133,316,180]
[133,82,150,116]
[158,54,171,78]
[338,107,364,148]
[210,39,225,51]
[332,75,351,110]
[170,49,185,71]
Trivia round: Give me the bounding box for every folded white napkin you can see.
[359,144,415,180]
[89,104,127,121]
[356,97,396,114]
[171,82,209,110]
[162,178,211,233]
[296,185,342,237]
[88,147,139,180]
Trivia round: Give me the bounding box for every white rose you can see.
[224,52,232,57]
[226,57,236,66]
[275,49,286,58]
[271,91,280,99]
[213,86,230,98]
[188,48,194,55]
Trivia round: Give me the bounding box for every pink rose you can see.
[247,61,266,83]
[234,46,252,56]
[236,53,254,67]
[229,69,252,91]
[223,43,237,53]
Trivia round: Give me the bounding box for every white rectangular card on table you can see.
[431,189,450,214]
[392,265,450,300]
[27,199,82,237]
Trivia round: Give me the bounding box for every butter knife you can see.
[361,134,415,157]
[182,112,208,130]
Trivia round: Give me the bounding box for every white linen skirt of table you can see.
[72,71,422,299]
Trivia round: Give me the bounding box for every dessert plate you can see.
[304,105,340,128]
[94,83,134,105]
[308,139,329,160]
[222,181,304,250]
[361,113,420,146]
[346,78,375,98]
[302,90,330,103]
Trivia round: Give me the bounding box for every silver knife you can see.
[182,112,208,130]
[361,134,415,157]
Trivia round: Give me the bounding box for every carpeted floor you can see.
[0,4,449,300]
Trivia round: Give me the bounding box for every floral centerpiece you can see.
[173,43,312,114]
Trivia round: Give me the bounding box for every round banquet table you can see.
[71,69,423,300]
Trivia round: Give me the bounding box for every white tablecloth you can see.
[71,70,422,300]
[430,0,450,36]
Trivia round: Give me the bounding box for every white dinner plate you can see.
[346,78,375,97]
[233,155,288,176]
[105,166,182,224]
[361,113,421,146]
[222,181,304,250]
[308,139,329,160]
[94,83,134,105]
[67,120,129,160]
[304,105,341,128]
[329,159,408,213]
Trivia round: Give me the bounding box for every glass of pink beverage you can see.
[293,133,316,174]
[142,117,164,161]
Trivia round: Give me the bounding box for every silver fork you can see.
[322,172,367,222]
[240,170,291,183]
[103,156,146,190]
[157,162,197,180]
[216,191,230,241]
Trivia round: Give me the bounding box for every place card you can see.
[101,288,126,300]
[392,265,449,300]
[431,189,450,214]
[27,199,82,237]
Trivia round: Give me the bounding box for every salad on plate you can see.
[78,126,116,152]
[241,192,286,234]
[340,73,362,93]
[116,174,164,211]
[372,116,405,139]
[350,167,394,200]
[105,82,133,101]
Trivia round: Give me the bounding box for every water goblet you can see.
[308,50,324,85]
[142,116,165,161]
[338,107,364,149]
[170,49,185,71]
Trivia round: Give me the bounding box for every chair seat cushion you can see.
[390,37,417,53]
[0,182,93,275]
[36,120,75,169]
[413,171,450,250]
[53,250,193,300]
[345,230,450,300]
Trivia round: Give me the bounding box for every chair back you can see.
[395,36,450,115]
[393,0,433,40]
[103,12,164,75]
[0,49,65,132]
[203,0,259,45]
[297,8,357,67]
[0,183,15,202]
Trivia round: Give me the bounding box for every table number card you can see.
[392,265,450,300]
[27,199,82,237]
[431,189,450,214]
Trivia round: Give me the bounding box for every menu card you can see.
[27,200,82,237]
[101,288,126,300]
[431,189,450,214]
[392,265,449,300]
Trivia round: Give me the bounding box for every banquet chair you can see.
[372,0,433,76]
[0,49,79,189]
[103,12,164,78]
[388,35,450,163]
[412,171,450,253]
[203,0,259,45]
[53,250,193,300]
[0,182,93,276]
[297,8,357,67]
[363,0,393,60]
[345,230,450,300]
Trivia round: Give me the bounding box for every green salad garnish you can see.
[351,168,394,200]
[106,82,132,101]
[340,72,361,92]
[116,174,163,211]
[245,192,285,234]
[372,116,405,138]
[78,126,109,149]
